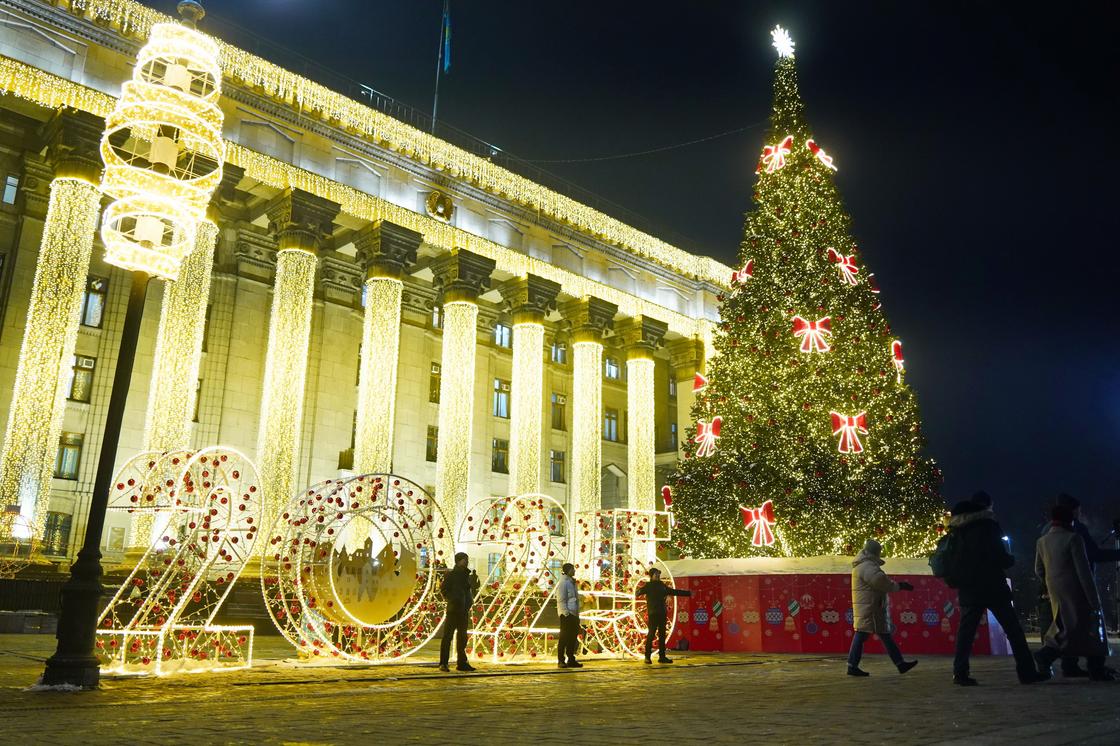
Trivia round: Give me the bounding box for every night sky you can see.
[195,1,1118,544]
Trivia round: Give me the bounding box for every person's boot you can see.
[643,657,652,664]
[437,664,450,672]
[1061,662,1090,678]
[457,663,477,672]
[953,675,979,686]
[897,660,918,674]
[1034,649,1055,681]
[847,666,870,677]
[658,656,674,663]
[566,659,583,668]
[557,661,568,668]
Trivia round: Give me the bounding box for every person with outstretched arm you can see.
[636,567,691,664]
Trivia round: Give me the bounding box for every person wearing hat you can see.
[636,567,691,664]
[1038,493,1120,677]
[949,493,1043,685]
[556,562,583,668]
[846,539,918,677]
[1035,503,1112,680]
[438,551,480,672]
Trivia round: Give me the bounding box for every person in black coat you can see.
[1037,493,1120,677]
[950,493,1044,686]
[636,567,691,664]
[438,552,480,672]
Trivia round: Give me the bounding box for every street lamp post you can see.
[41,0,225,688]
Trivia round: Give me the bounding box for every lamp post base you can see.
[40,546,104,688]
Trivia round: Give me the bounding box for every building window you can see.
[2,174,18,204]
[603,408,619,442]
[669,376,677,398]
[80,277,108,328]
[492,438,509,473]
[54,432,83,480]
[670,422,679,450]
[201,304,213,353]
[547,558,563,581]
[492,378,510,419]
[550,342,567,365]
[107,527,126,552]
[551,392,566,431]
[550,450,566,483]
[488,551,504,579]
[42,511,72,556]
[193,379,202,422]
[429,363,441,403]
[548,507,565,537]
[426,426,439,462]
[604,356,620,380]
[431,305,443,329]
[493,323,512,348]
[66,355,95,403]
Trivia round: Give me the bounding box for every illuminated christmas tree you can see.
[671,27,944,559]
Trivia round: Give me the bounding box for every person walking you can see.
[636,566,691,664]
[1034,504,1113,681]
[846,539,919,677]
[556,562,583,668]
[949,493,1044,685]
[438,552,479,673]
[1038,493,1120,678]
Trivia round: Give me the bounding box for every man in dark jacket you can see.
[438,552,479,672]
[950,493,1044,685]
[1038,493,1120,677]
[636,567,691,664]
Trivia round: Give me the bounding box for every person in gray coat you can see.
[846,539,918,677]
[556,562,582,668]
[1034,504,1113,681]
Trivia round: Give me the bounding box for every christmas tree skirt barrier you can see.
[663,557,1010,656]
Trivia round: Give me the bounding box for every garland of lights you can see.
[509,322,545,495]
[143,221,218,453]
[0,178,101,540]
[353,277,404,474]
[52,0,731,285]
[435,301,480,536]
[256,248,317,537]
[626,357,657,512]
[570,341,603,518]
[0,57,719,339]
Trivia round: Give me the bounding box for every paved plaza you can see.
[1,634,1118,744]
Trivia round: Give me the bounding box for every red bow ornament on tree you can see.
[891,340,905,381]
[661,485,674,509]
[760,135,794,173]
[731,259,754,284]
[827,248,860,286]
[739,500,776,546]
[830,411,868,454]
[792,315,832,353]
[806,138,837,170]
[694,416,722,458]
[867,272,882,310]
[693,372,708,392]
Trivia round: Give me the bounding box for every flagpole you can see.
[431,0,449,133]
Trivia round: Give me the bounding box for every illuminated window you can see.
[80,276,108,328]
[66,355,95,403]
[550,342,567,365]
[604,356,620,380]
[603,408,619,442]
[492,378,510,418]
[430,305,443,329]
[426,426,439,462]
[488,551,504,578]
[551,392,566,431]
[493,323,512,348]
[429,363,441,403]
[548,507,565,536]
[42,511,72,556]
[54,432,84,480]
[547,558,562,581]
[2,174,18,204]
[550,450,566,484]
[670,422,679,450]
[491,438,509,473]
[669,376,677,398]
[107,527,126,552]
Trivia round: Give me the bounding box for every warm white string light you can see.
[353,277,404,473]
[626,357,656,512]
[509,322,544,495]
[570,341,603,518]
[435,301,479,537]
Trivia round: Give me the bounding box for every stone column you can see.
[256,189,339,533]
[667,337,707,458]
[500,275,561,496]
[617,316,668,513]
[352,220,421,474]
[0,111,104,539]
[560,297,617,518]
[431,249,495,538]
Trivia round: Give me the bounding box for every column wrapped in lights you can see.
[256,190,338,535]
[501,275,560,496]
[618,316,667,513]
[562,297,617,518]
[0,173,101,538]
[431,249,495,538]
[353,221,421,474]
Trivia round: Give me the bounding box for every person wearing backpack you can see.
[438,552,480,672]
[948,494,1045,685]
[846,539,919,677]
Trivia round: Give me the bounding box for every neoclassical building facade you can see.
[0,0,726,566]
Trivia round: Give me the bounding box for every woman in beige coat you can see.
[1034,504,1112,681]
[847,539,919,677]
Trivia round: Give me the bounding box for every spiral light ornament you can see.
[99,18,224,279]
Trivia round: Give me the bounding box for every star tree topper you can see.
[771,26,795,58]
